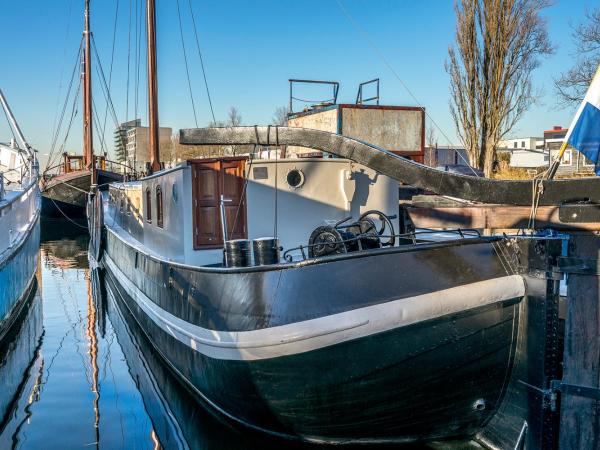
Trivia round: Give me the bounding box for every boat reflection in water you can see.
[0,224,161,449]
[97,267,271,450]
[0,282,44,449]
[97,265,386,450]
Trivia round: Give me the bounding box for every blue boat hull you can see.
[0,217,40,339]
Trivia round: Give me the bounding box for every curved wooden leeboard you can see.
[180,126,600,207]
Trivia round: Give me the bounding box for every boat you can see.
[95,128,568,445]
[86,2,576,445]
[40,0,123,220]
[0,89,40,341]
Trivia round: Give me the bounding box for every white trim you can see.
[104,255,525,361]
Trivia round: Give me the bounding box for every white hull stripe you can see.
[105,255,525,361]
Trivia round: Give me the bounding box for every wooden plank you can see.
[559,234,600,449]
[406,205,600,231]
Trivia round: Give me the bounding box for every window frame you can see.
[145,187,152,223]
[561,149,573,166]
[156,185,164,228]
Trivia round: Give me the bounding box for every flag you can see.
[565,64,600,175]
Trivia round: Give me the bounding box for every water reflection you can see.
[0,221,156,449]
[99,268,291,450]
[0,282,43,449]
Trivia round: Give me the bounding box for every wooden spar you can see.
[83,0,94,173]
[146,0,161,173]
[180,126,600,207]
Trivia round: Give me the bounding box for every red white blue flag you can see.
[565,65,600,175]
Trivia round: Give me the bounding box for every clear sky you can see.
[0,0,597,165]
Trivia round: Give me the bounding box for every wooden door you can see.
[191,158,247,249]
[222,159,246,240]
[192,161,221,248]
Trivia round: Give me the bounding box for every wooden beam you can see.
[406,205,600,231]
[559,234,600,449]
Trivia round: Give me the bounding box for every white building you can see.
[497,136,547,169]
[125,126,172,173]
[497,137,544,151]
[507,149,549,168]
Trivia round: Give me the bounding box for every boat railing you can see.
[100,159,138,178]
[282,228,483,262]
[43,157,138,180]
[0,162,36,191]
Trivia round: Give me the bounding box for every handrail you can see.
[43,157,137,177]
[283,228,483,262]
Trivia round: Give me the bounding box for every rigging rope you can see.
[50,0,76,154]
[187,0,216,124]
[125,0,133,120]
[92,98,108,155]
[335,0,477,176]
[49,196,88,229]
[47,40,83,170]
[134,0,143,121]
[175,0,199,127]
[101,0,120,146]
[48,75,83,172]
[91,36,121,132]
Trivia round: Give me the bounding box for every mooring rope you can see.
[48,196,88,229]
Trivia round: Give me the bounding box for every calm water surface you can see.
[0,220,467,450]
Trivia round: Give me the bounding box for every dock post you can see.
[558,233,600,449]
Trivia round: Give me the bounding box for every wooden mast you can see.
[147,0,161,173]
[83,0,94,173]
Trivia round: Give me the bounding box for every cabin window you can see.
[190,158,247,249]
[146,188,152,223]
[156,186,164,228]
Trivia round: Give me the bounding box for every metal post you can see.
[220,194,232,267]
[0,89,31,156]
[146,0,161,174]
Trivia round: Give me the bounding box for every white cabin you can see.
[106,157,400,266]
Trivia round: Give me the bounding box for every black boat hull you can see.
[102,228,530,444]
[41,169,122,219]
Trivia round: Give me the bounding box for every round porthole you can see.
[286,169,305,189]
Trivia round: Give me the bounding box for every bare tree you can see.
[426,121,437,149]
[227,106,242,127]
[272,106,290,126]
[447,0,553,177]
[555,9,600,107]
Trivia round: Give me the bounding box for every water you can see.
[0,220,469,450]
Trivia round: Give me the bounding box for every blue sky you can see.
[0,0,597,163]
